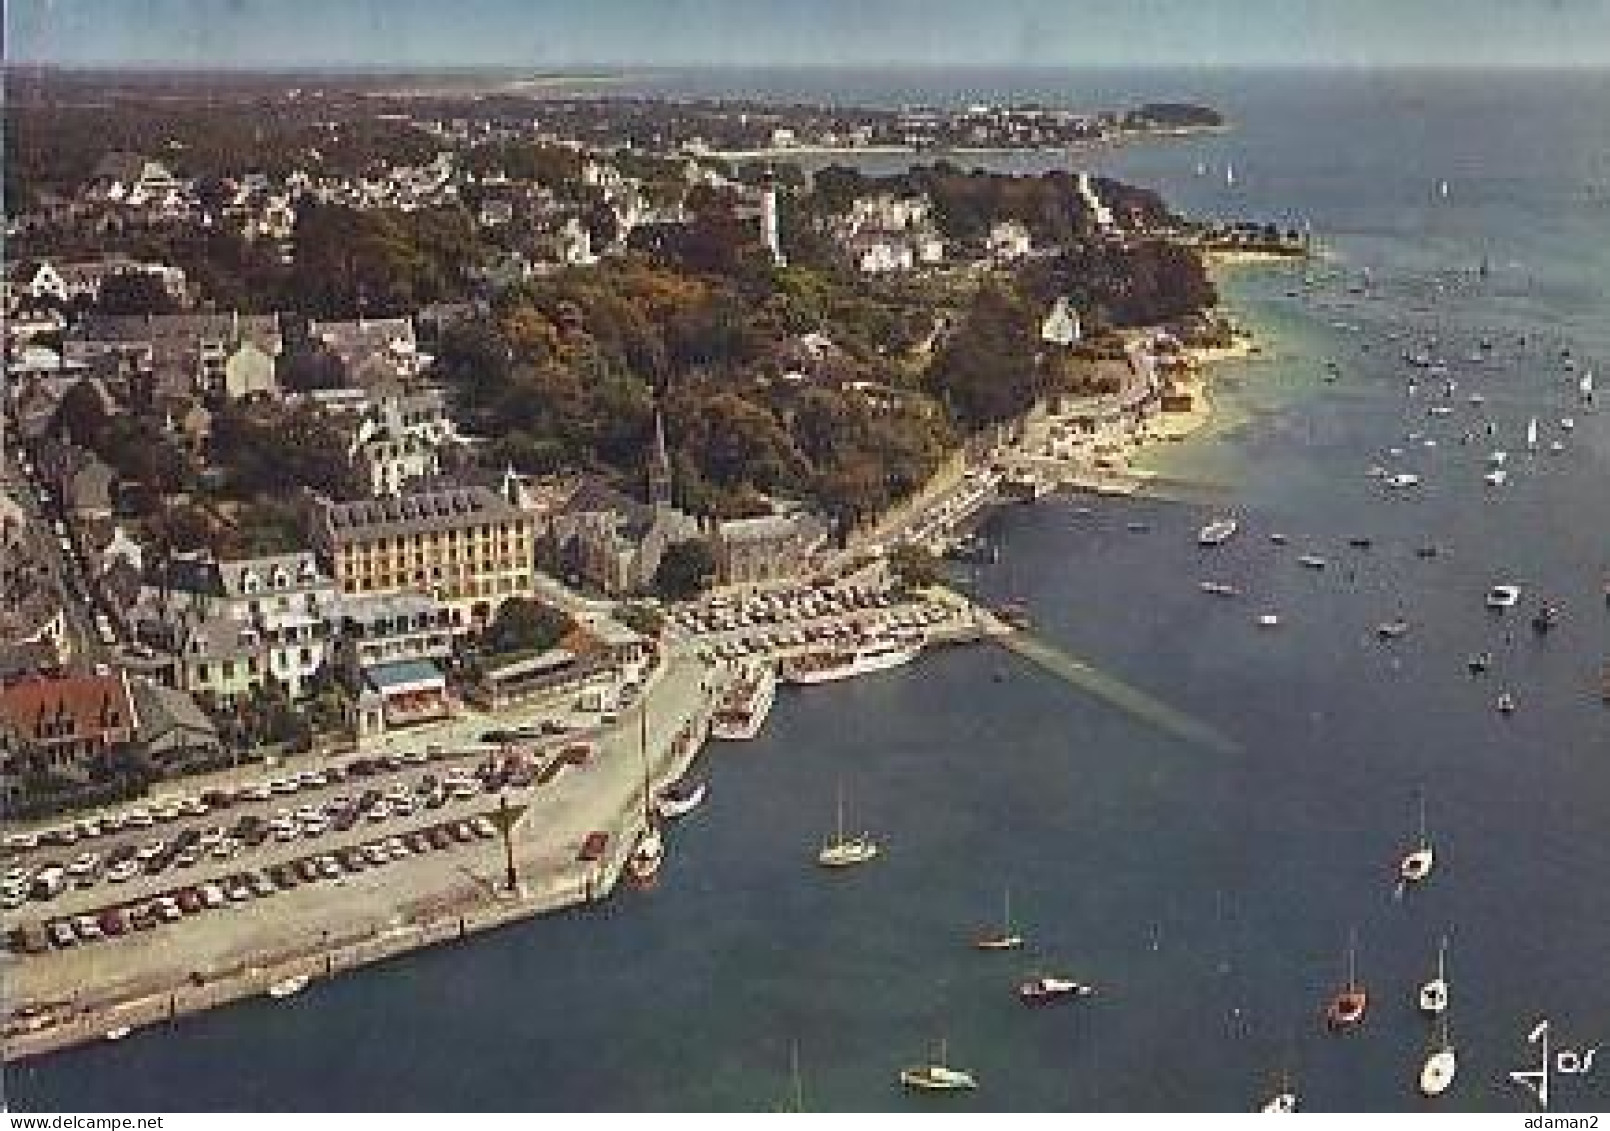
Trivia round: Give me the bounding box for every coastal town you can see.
[0,72,1297,1059]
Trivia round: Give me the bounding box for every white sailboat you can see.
[817,780,878,868]
[1419,935,1450,1015]
[1581,369,1595,405]
[1261,1071,1299,1114]
[1526,416,1540,453]
[1398,792,1435,886]
[900,1038,978,1092]
[1438,179,1450,199]
[1420,1015,1458,1098]
[627,712,664,886]
[1225,162,1237,188]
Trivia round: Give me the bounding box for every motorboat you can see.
[1486,584,1522,609]
[1466,651,1493,674]
[900,1040,978,1092]
[1497,692,1518,715]
[1386,473,1421,489]
[1269,532,1289,545]
[103,1026,132,1041]
[1017,976,1096,1005]
[655,779,707,821]
[1325,931,1368,1031]
[1200,581,1241,597]
[1348,537,1374,549]
[1484,468,1508,487]
[1419,936,1450,1016]
[268,974,311,1000]
[1377,618,1411,640]
[1488,450,1508,465]
[1416,544,1441,559]
[1561,416,1576,431]
[1199,518,1239,546]
[1257,614,1282,628]
[1298,555,1328,570]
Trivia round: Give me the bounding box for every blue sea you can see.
[10,67,1610,1112]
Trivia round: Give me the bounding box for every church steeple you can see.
[648,407,673,509]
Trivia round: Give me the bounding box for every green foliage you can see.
[925,280,1044,427]
[482,597,574,657]
[92,273,179,316]
[286,202,483,318]
[889,543,943,592]
[615,602,667,638]
[654,539,718,601]
[209,401,362,500]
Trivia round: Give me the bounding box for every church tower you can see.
[648,408,673,509]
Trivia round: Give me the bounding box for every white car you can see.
[106,859,141,883]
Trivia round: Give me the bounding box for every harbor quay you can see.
[1,583,993,1061]
[1,650,718,1060]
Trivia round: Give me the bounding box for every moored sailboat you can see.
[1419,934,1450,1016]
[817,780,878,868]
[626,712,664,887]
[1398,792,1435,886]
[1419,1015,1458,1098]
[899,1038,978,1092]
[973,888,1024,950]
[1324,930,1368,1031]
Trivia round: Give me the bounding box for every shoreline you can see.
[701,124,1226,163]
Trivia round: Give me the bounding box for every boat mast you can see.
[1346,928,1360,993]
[640,708,652,826]
[789,1040,805,1112]
[1003,887,1013,934]
[1418,791,1429,850]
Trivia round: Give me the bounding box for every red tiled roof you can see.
[0,671,136,743]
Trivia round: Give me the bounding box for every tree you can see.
[94,273,179,316]
[482,597,573,657]
[654,538,717,601]
[889,543,943,593]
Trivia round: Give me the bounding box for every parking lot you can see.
[669,584,968,664]
[2,740,599,952]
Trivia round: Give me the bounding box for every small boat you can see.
[1549,440,1566,454]
[1488,450,1508,466]
[1486,584,1522,609]
[900,1039,978,1092]
[1420,1016,1458,1098]
[627,715,664,886]
[1484,468,1509,487]
[1298,554,1328,570]
[1386,472,1421,490]
[1377,618,1410,639]
[1199,518,1239,547]
[1324,930,1368,1031]
[656,779,707,820]
[268,974,311,1000]
[1261,1091,1298,1114]
[974,888,1024,951]
[1531,602,1559,634]
[1348,537,1373,550]
[1398,792,1434,885]
[1467,651,1493,674]
[103,1026,132,1041]
[1269,532,1289,545]
[1526,416,1540,453]
[1419,935,1450,1016]
[627,825,665,884]
[1561,417,1576,431]
[1017,975,1096,1004]
[1416,544,1441,559]
[1257,613,1282,628]
[1497,692,1518,715]
[1200,581,1241,597]
[817,781,878,868]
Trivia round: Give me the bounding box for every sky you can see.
[8,0,1610,71]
